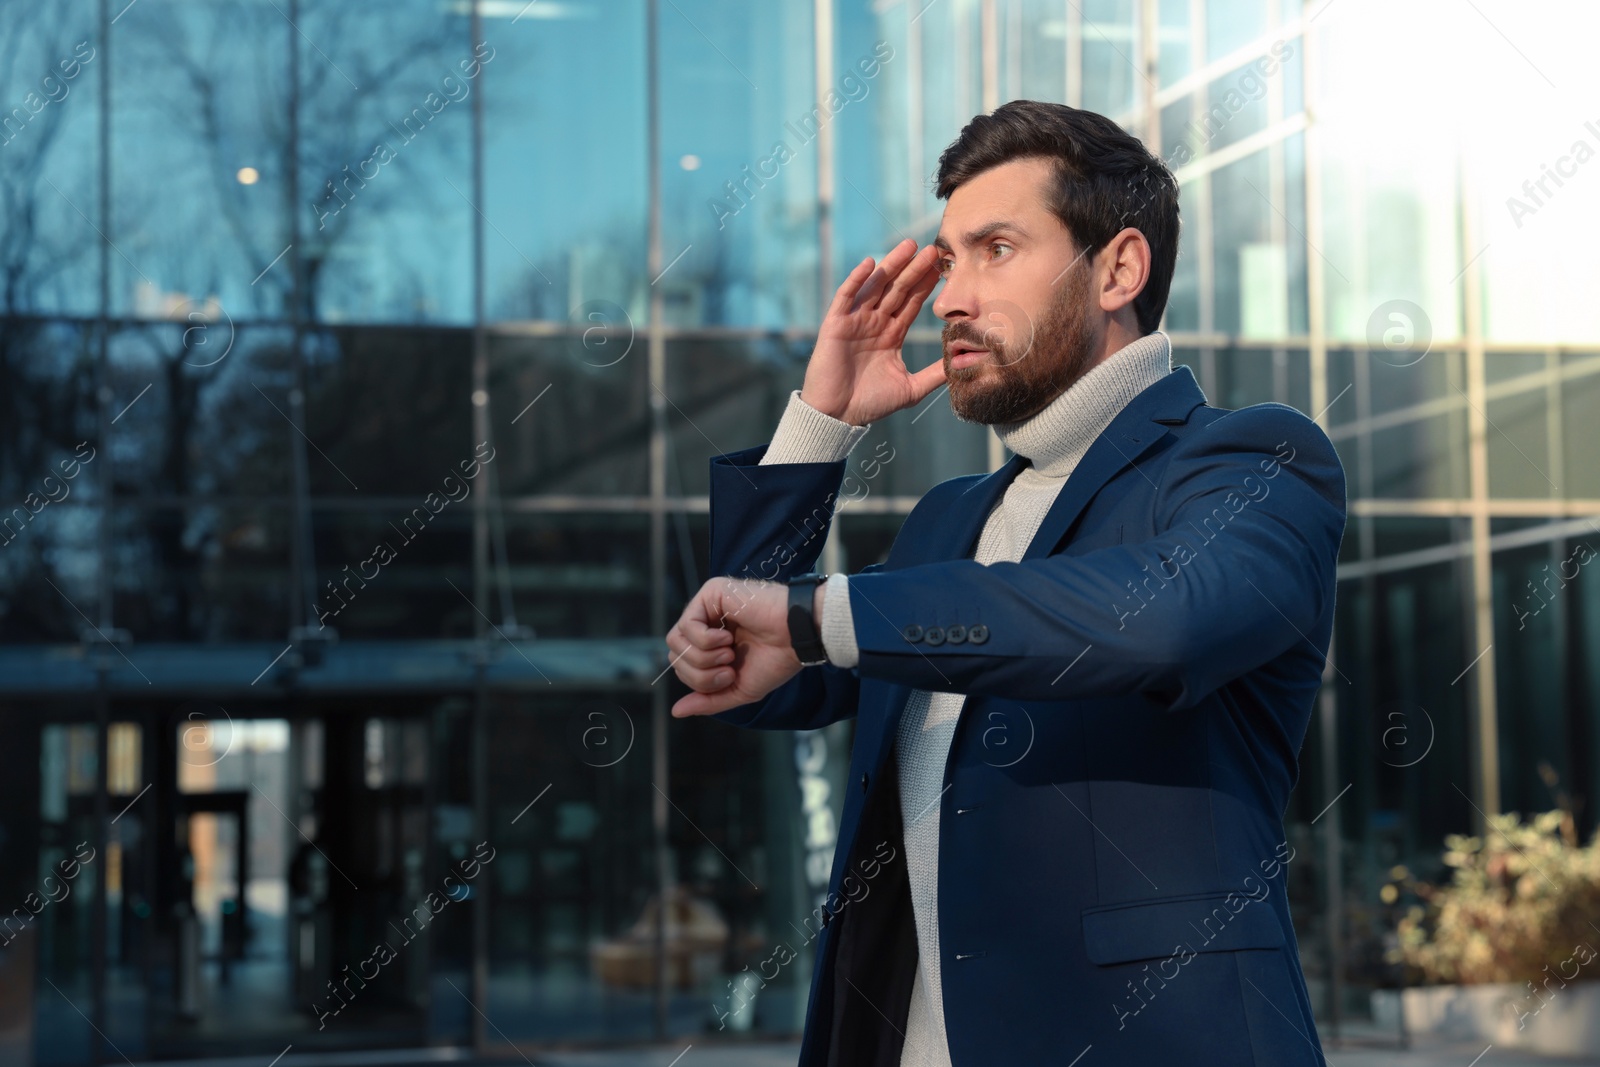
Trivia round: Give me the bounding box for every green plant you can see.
[1387,808,1600,985]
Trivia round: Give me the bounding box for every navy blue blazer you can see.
[705,365,1346,1066]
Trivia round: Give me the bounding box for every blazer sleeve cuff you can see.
[759,390,871,466]
[820,573,859,669]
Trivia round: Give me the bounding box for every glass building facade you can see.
[1,0,1598,1061]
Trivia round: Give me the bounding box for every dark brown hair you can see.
[934,100,1180,335]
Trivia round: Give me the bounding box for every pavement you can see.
[521,1037,1600,1067]
[136,1036,1600,1067]
[1322,1040,1598,1067]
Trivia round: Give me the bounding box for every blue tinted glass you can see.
[0,1,101,316]
[661,0,820,328]
[109,324,295,497]
[111,0,291,320]
[483,0,647,323]
[297,3,475,324]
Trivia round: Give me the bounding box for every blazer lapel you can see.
[864,366,1207,756]
[900,366,1209,568]
[917,451,1031,565]
[1021,367,1209,561]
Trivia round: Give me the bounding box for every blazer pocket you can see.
[1081,890,1286,966]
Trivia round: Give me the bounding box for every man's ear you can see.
[1098,228,1151,314]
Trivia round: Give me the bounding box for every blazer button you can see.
[860,773,869,793]
[902,623,924,642]
[945,624,966,644]
[923,626,945,646]
[967,624,989,645]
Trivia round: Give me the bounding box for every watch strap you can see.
[786,574,830,666]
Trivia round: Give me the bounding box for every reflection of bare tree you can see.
[126,1,460,319]
[0,4,95,316]
[0,3,101,637]
[498,217,798,497]
[90,4,468,639]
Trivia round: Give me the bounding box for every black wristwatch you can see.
[786,573,830,667]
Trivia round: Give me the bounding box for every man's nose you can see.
[932,262,975,323]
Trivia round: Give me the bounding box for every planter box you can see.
[1372,981,1600,1056]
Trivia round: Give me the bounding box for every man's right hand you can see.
[800,238,946,426]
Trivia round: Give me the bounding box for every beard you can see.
[943,258,1099,426]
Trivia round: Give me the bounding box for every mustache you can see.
[943,322,996,352]
[944,320,1035,367]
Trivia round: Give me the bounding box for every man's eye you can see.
[990,242,1013,259]
[937,258,954,274]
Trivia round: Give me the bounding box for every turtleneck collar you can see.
[992,330,1174,478]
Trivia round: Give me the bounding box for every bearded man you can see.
[666,99,1345,1067]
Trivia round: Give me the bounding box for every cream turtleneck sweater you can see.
[759,330,1174,1066]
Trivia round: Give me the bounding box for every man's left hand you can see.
[665,577,811,718]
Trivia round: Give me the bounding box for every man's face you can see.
[931,156,1102,425]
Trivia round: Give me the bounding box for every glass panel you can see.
[665,336,803,499]
[501,513,651,640]
[665,511,710,607]
[1324,347,1465,425]
[1201,49,1283,157]
[997,0,1072,103]
[1206,0,1271,61]
[1367,412,1470,500]
[4,504,100,643]
[1212,346,1312,413]
[0,318,100,645]
[1487,385,1554,499]
[489,331,648,497]
[33,718,103,1062]
[858,3,920,248]
[1465,5,1600,346]
[296,3,473,324]
[1559,355,1600,500]
[1081,0,1137,117]
[112,0,290,320]
[1365,561,1475,861]
[310,507,472,639]
[1284,343,1312,413]
[1484,350,1546,388]
[0,2,101,317]
[1212,347,1277,410]
[1493,541,1574,815]
[1372,516,1457,559]
[1211,151,1274,338]
[1301,560,1476,1014]
[662,1,820,328]
[1156,0,1191,86]
[1163,174,1200,332]
[0,319,99,501]
[864,0,985,241]
[109,324,295,498]
[839,512,908,572]
[1311,2,1465,346]
[483,0,647,322]
[1369,348,1466,419]
[667,705,793,1037]
[302,326,473,496]
[484,692,663,1042]
[114,504,290,642]
[1329,346,1472,503]
[1575,544,1600,815]
[833,11,914,298]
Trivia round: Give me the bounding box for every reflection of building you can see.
[2,0,1599,1061]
